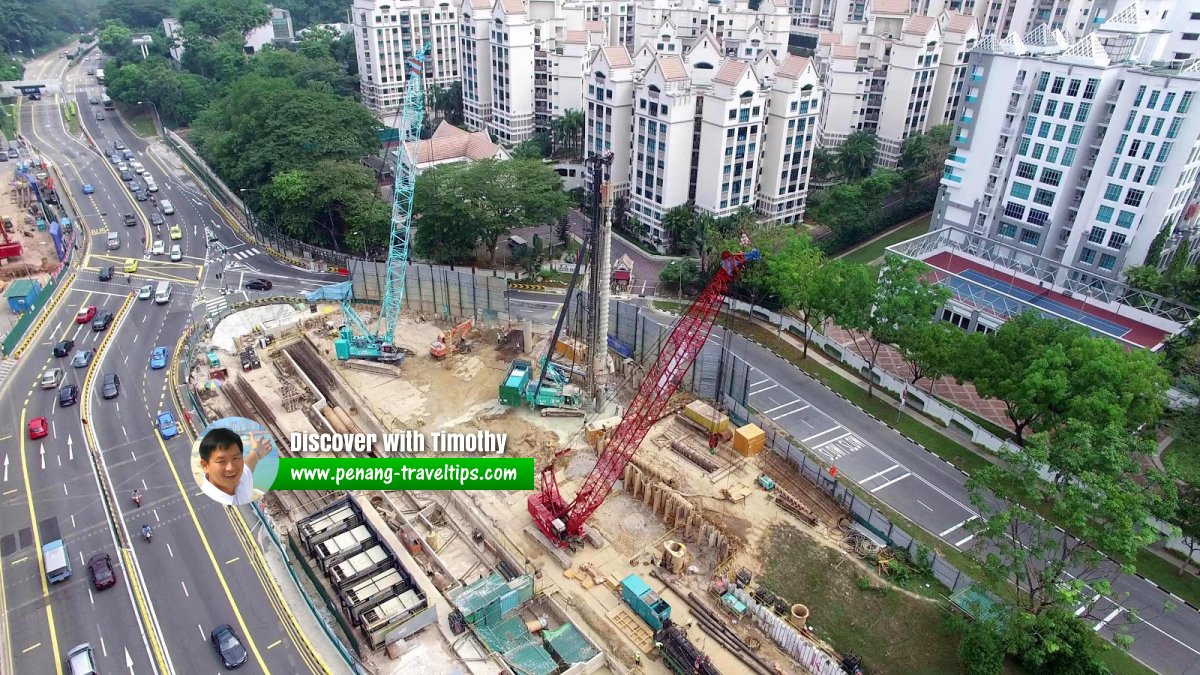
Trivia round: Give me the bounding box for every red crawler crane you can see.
[528,248,761,547]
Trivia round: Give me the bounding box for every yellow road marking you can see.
[18,410,63,675]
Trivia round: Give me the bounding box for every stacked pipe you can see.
[670,440,720,473]
[650,570,777,675]
[655,623,722,675]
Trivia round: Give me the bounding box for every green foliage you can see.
[256,159,386,250]
[0,0,94,54]
[0,54,22,81]
[810,146,839,183]
[809,169,902,249]
[754,230,844,358]
[178,0,270,38]
[106,59,218,126]
[839,131,877,179]
[954,617,1005,675]
[833,254,950,396]
[98,21,140,62]
[965,423,1170,618]
[659,259,701,295]
[897,133,932,186]
[512,138,547,160]
[1002,609,1109,675]
[1171,477,1200,573]
[1167,237,1192,281]
[550,109,584,158]
[1145,222,1172,268]
[895,320,963,389]
[555,214,571,249]
[961,312,1170,441]
[413,159,571,264]
[429,82,463,124]
[98,0,174,29]
[660,203,695,255]
[270,0,349,29]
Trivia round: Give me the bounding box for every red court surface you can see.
[921,251,1169,349]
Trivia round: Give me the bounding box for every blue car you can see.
[82,183,94,195]
[149,346,168,370]
[157,411,179,440]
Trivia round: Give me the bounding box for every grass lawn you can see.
[1163,436,1200,481]
[1,102,15,139]
[117,105,157,137]
[837,214,932,266]
[61,102,81,135]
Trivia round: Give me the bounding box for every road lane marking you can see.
[1094,608,1122,632]
[749,383,777,395]
[267,640,282,650]
[939,516,978,538]
[226,557,240,565]
[9,557,27,566]
[860,464,900,485]
[153,509,160,523]
[870,472,911,493]
[774,405,811,420]
[954,534,975,547]
[18,410,64,674]
[88,589,94,605]
[180,582,189,598]
[166,544,173,558]
[1076,594,1101,616]
[762,399,804,415]
[812,431,852,448]
[21,643,41,653]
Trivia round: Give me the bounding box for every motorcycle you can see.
[142,527,152,543]
[132,492,141,508]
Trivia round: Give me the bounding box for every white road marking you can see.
[870,472,911,493]
[803,427,844,444]
[916,499,934,511]
[773,405,811,420]
[1076,594,1101,616]
[750,377,770,387]
[749,383,777,396]
[181,581,189,597]
[166,543,173,558]
[939,516,978,538]
[954,533,975,547]
[154,509,160,523]
[762,399,804,415]
[1094,608,1122,632]
[812,431,852,448]
[859,464,900,485]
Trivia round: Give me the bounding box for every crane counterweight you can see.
[528,249,759,547]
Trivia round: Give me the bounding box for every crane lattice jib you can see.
[535,250,759,540]
[378,42,430,347]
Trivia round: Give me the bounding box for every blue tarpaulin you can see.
[306,281,353,303]
[49,220,64,261]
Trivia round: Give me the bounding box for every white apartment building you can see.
[351,0,461,117]
[815,4,980,166]
[586,40,822,251]
[933,10,1200,286]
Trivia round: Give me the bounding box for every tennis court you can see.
[957,269,1130,338]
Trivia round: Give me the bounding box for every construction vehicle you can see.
[306,43,431,362]
[430,319,473,359]
[500,359,584,416]
[528,249,759,548]
[757,474,776,491]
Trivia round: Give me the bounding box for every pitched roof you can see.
[466,0,490,9]
[975,34,1000,53]
[944,12,976,34]
[657,54,688,81]
[602,46,633,68]
[585,20,605,34]
[831,44,858,59]
[818,31,841,46]
[498,0,524,15]
[999,32,1027,54]
[408,121,501,165]
[1023,23,1068,49]
[872,0,910,15]
[1059,33,1111,66]
[713,59,750,86]
[777,54,810,80]
[904,15,938,36]
[1103,0,1157,31]
[564,30,589,45]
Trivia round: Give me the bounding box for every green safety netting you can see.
[544,623,598,664]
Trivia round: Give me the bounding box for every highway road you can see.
[0,49,336,674]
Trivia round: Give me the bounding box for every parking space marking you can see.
[938,516,978,538]
[954,533,975,547]
[749,383,777,396]
[773,404,810,420]
[859,464,900,485]
[1094,608,1122,632]
[870,472,911,493]
[802,427,843,444]
[812,431,852,448]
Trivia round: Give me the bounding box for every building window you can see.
[1037,72,1050,92]
[1051,77,1064,94]
[1134,85,1146,106]
[1167,116,1183,139]
[1148,90,1161,108]
[1075,102,1091,122]
[1068,125,1084,144]
[1019,229,1041,246]
[1060,102,1074,120]
[1116,210,1135,229]
[1039,168,1062,186]
[1016,162,1037,179]
[1003,202,1026,219]
[1088,227,1106,244]
[1038,122,1051,138]
[1099,254,1117,271]
[1148,166,1162,186]
[1028,209,1049,227]
[1097,206,1114,223]
[1032,143,1045,159]
[1108,232,1127,250]
[1011,182,1032,199]
[1062,148,1076,165]
[1124,189,1144,207]
[1158,142,1173,162]
[1018,137,1030,155]
[1080,247,1096,264]
[1083,78,1098,100]
[1031,94,1044,114]
[998,223,1017,239]
[1047,147,1060,163]
[1104,183,1122,201]
[1033,189,1055,206]
[1181,92,1194,113]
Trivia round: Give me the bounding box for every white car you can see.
[140,169,152,178]
[131,160,144,173]
[151,240,165,255]
[117,162,129,172]
[145,180,158,192]
[169,245,182,261]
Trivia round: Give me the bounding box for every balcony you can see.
[1006,104,1019,113]
[965,94,978,103]
[1012,80,1026,93]
[1107,89,1120,102]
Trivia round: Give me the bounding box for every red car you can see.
[28,416,48,440]
[75,306,98,324]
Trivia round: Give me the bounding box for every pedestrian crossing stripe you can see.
[230,248,260,261]
[205,297,229,313]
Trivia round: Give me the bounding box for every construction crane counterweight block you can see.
[528,249,760,546]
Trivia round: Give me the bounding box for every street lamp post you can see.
[135,100,162,136]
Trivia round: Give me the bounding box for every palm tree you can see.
[558,109,585,157]
[839,131,877,179]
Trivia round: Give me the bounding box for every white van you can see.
[160,199,175,215]
[154,281,172,304]
[106,232,121,250]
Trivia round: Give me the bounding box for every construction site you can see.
[180,54,888,675]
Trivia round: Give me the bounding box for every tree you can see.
[512,138,547,160]
[924,124,953,165]
[953,617,1005,675]
[555,214,571,250]
[895,320,962,391]
[759,232,831,358]
[898,133,933,191]
[659,259,700,297]
[838,131,877,179]
[810,146,840,183]
[178,0,270,38]
[965,422,1171,618]
[98,21,140,62]
[809,170,901,250]
[661,203,696,254]
[0,53,24,81]
[99,0,174,29]
[1171,477,1200,575]
[833,254,949,397]
[553,109,584,157]
[1003,609,1109,675]
[1167,237,1192,281]
[413,159,572,264]
[1144,221,1172,268]
[270,0,348,29]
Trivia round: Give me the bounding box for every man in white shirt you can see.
[199,427,263,506]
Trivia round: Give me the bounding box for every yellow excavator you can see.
[430,319,474,359]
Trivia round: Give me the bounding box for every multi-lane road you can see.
[0,49,339,674]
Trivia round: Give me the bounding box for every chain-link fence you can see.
[347,259,511,321]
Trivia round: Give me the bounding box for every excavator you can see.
[430,319,474,359]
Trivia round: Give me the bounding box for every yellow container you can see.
[733,424,766,456]
[682,400,730,434]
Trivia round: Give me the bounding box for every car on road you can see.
[99,265,114,281]
[122,149,133,160]
[151,240,165,256]
[81,183,94,194]
[86,68,94,75]
[58,384,79,408]
[53,339,75,357]
[145,179,158,192]
[138,284,153,300]
[91,312,113,331]
[170,245,182,262]
[117,161,129,172]
[87,553,116,590]
[131,160,144,173]
[93,111,104,121]
[126,179,139,192]
[28,416,48,440]
[88,96,99,105]
[6,147,18,159]
[40,368,64,389]
[66,643,97,675]
[169,225,182,240]
[209,624,247,669]
[75,306,97,324]
[245,279,273,291]
[123,213,137,227]
[120,169,133,181]
[124,258,138,273]
[108,153,120,165]
[71,349,94,368]
[160,199,175,215]
[101,373,120,399]
[150,212,164,227]
[113,140,126,151]
[157,411,179,440]
[134,189,148,202]
[150,346,168,369]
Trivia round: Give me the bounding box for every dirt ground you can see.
[0,176,63,284]
[759,523,966,675]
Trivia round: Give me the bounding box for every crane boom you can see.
[528,249,759,545]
